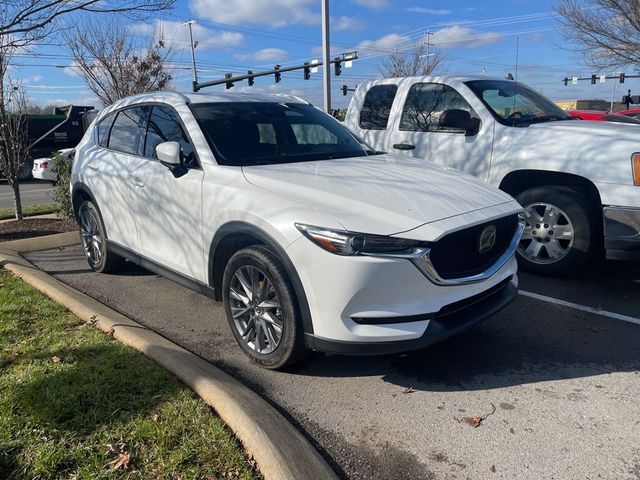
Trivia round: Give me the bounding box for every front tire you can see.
[77,200,125,273]
[516,186,597,275]
[222,245,307,369]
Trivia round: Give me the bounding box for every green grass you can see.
[0,203,59,221]
[0,270,258,480]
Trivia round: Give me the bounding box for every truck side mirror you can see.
[439,109,481,136]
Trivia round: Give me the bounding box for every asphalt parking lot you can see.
[26,245,640,480]
[0,180,54,209]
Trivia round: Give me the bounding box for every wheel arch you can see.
[71,182,98,219]
[208,222,314,335]
[498,170,602,208]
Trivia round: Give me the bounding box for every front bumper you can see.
[306,278,518,355]
[603,206,640,260]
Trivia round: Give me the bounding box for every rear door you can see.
[385,82,494,179]
[128,105,205,282]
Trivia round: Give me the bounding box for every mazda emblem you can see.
[479,225,497,254]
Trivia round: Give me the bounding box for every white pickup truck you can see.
[345,76,640,275]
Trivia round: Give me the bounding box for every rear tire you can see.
[516,186,597,276]
[222,245,308,369]
[77,200,125,273]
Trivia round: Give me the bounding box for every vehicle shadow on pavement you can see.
[299,294,640,392]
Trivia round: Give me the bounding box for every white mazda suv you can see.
[71,91,523,369]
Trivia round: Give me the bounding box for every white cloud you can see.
[405,7,451,15]
[63,61,82,77]
[189,0,319,27]
[334,16,365,31]
[431,26,503,49]
[132,20,244,50]
[357,33,411,56]
[353,0,388,9]
[238,48,290,62]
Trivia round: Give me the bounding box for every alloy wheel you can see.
[518,202,575,264]
[228,265,284,354]
[79,207,102,267]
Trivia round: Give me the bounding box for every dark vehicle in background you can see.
[17,105,95,180]
[618,108,640,120]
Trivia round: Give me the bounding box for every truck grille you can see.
[428,214,519,280]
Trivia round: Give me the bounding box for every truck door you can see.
[385,82,494,180]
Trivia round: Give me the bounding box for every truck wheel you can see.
[18,159,33,181]
[516,186,597,276]
[222,245,308,370]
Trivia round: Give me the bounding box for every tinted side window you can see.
[359,85,398,130]
[108,108,145,155]
[400,83,474,132]
[144,106,195,165]
[97,114,115,147]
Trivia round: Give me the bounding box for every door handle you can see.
[132,179,145,188]
[393,143,415,151]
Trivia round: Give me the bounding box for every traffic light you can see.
[591,74,596,84]
[620,73,625,83]
[247,71,254,86]
[303,63,311,80]
[342,85,348,96]
[225,73,234,90]
[334,57,342,76]
[563,77,569,86]
[274,65,281,83]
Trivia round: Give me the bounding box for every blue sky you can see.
[12,0,639,109]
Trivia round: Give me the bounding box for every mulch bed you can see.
[0,218,77,242]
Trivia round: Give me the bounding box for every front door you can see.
[386,82,494,180]
[128,105,205,282]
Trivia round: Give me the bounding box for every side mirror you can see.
[156,141,188,178]
[439,109,481,136]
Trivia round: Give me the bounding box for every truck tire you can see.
[18,159,33,181]
[516,186,597,276]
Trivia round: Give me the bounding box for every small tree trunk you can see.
[11,179,23,220]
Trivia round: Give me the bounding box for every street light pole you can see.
[321,0,331,113]
[183,20,198,93]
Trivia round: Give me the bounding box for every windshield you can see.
[465,80,570,127]
[190,102,368,166]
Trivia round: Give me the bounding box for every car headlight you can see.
[295,223,428,256]
[633,153,640,186]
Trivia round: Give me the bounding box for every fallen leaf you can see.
[455,403,497,428]
[152,414,159,422]
[402,387,415,394]
[490,464,496,473]
[109,452,130,471]
[51,356,61,364]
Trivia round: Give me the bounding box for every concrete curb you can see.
[0,233,339,480]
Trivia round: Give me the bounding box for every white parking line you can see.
[519,290,640,326]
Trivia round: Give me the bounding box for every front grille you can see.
[428,214,519,280]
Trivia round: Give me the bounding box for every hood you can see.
[242,154,515,235]
[529,118,640,140]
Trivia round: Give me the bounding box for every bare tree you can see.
[556,0,640,70]
[64,20,173,106]
[379,43,445,78]
[1,0,174,50]
[0,50,29,220]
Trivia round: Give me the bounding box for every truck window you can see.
[359,85,398,130]
[400,83,474,132]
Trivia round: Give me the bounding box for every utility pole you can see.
[321,0,331,113]
[425,30,433,72]
[183,20,199,93]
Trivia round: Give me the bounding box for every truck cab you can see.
[345,76,640,275]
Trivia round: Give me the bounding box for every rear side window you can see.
[96,114,114,147]
[400,83,474,132]
[144,106,195,165]
[108,107,145,155]
[359,85,398,130]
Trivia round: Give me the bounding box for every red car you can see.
[567,110,640,124]
[617,108,640,120]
